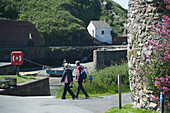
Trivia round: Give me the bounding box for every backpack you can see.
[80,69,87,80]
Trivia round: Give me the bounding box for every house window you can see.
[102,31,104,35]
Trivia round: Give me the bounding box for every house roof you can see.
[91,21,110,28]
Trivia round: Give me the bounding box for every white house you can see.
[87,21,112,44]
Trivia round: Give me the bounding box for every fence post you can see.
[118,74,121,109]
[160,92,164,113]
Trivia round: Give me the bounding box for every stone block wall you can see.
[0,77,50,96]
[0,63,16,75]
[127,0,167,111]
[93,49,127,70]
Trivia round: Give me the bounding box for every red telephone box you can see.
[11,51,23,65]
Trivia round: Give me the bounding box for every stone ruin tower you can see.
[127,0,168,110]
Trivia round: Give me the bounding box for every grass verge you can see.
[0,75,39,84]
[105,104,158,113]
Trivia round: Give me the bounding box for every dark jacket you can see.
[60,68,73,84]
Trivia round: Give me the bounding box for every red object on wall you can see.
[11,51,23,65]
[114,38,117,42]
[113,37,127,45]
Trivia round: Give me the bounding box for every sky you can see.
[113,0,129,9]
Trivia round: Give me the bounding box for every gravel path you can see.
[0,93,131,113]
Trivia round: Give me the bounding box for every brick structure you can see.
[0,20,45,48]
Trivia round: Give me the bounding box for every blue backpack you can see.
[80,68,87,80]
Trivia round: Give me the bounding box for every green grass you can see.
[0,75,39,84]
[56,63,130,98]
[105,104,158,113]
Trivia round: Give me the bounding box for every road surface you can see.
[0,93,131,113]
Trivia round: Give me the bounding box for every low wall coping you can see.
[17,77,48,86]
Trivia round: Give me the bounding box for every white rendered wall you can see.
[95,27,112,44]
[87,22,95,37]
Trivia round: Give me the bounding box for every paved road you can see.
[0,93,131,113]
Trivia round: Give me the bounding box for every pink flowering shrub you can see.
[135,0,170,109]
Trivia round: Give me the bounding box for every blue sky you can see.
[113,0,129,9]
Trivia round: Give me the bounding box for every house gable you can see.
[87,21,112,44]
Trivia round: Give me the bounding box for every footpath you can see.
[0,93,131,113]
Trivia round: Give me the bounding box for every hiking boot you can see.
[72,96,75,100]
[85,96,89,99]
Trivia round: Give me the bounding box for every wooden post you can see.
[118,74,121,109]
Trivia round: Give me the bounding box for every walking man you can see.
[60,63,75,99]
[75,60,89,99]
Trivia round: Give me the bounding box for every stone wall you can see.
[93,49,127,70]
[0,63,16,75]
[127,0,167,111]
[0,77,50,96]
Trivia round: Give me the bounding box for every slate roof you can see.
[91,21,110,28]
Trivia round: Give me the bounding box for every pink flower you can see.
[167,29,170,33]
[167,95,170,99]
[157,85,162,90]
[156,77,159,80]
[163,87,170,92]
[154,81,160,85]
[158,101,160,104]
[152,97,159,101]
[156,24,161,28]
[168,104,170,109]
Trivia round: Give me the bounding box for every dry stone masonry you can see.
[127,0,168,111]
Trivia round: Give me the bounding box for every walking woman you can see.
[60,63,75,99]
[75,60,89,99]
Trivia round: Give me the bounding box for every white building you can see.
[87,21,112,44]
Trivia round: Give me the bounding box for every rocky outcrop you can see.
[0,20,45,48]
[127,0,167,111]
